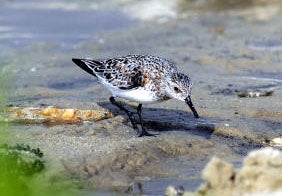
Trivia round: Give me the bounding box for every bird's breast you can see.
[114,87,167,104]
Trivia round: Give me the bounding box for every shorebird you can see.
[72,55,199,137]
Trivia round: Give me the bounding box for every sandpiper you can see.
[72,55,199,137]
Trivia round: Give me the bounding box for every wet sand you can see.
[1,0,282,195]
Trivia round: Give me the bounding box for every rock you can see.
[202,157,235,189]
[197,157,235,196]
[165,185,185,196]
[237,87,275,98]
[197,147,282,196]
[270,138,282,147]
[237,147,282,194]
[1,106,114,124]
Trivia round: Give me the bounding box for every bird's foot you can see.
[137,130,158,137]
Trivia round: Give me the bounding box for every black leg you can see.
[136,104,157,137]
[109,96,138,130]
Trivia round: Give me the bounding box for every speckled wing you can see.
[72,58,100,77]
[72,58,143,90]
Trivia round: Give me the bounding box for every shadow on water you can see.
[98,101,215,133]
[97,101,264,156]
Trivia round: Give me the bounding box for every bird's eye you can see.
[174,87,181,93]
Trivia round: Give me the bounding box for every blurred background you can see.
[0,0,282,195]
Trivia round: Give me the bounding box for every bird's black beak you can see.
[185,96,199,118]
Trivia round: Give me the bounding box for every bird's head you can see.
[165,72,199,118]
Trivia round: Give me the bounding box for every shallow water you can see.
[1,0,282,195]
[0,0,135,49]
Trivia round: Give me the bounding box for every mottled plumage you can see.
[72,55,199,137]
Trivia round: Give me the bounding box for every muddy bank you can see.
[1,0,282,195]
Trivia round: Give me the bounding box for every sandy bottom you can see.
[0,0,282,195]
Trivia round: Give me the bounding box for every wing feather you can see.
[72,57,143,90]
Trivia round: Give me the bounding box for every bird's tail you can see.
[72,58,103,77]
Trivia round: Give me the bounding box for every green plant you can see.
[0,144,45,195]
[0,144,45,176]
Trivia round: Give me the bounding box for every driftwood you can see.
[1,106,114,124]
